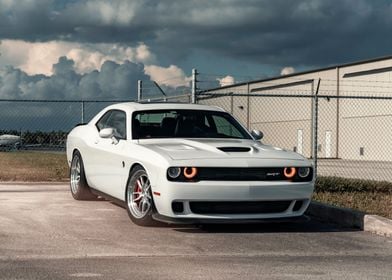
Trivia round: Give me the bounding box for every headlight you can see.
[298,167,310,178]
[283,167,296,179]
[183,167,198,179]
[167,166,199,181]
[167,167,181,179]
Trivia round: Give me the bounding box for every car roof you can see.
[104,102,225,113]
[88,102,228,127]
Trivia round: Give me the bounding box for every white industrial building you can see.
[200,56,392,162]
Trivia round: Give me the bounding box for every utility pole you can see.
[312,79,321,177]
[191,68,198,103]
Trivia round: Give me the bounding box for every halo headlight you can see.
[183,167,198,179]
[283,167,296,179]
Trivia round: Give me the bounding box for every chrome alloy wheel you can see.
[127,173,152,219]
[70,155,81,194]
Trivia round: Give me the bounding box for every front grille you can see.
[189,201,291,215]
[198,167,285,181]
[166,167,313,182]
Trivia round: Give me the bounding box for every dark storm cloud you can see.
[0,0,391,67]
[0,56,150,100]
[0,57,156,131]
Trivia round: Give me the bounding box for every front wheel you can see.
[126,166,156,226]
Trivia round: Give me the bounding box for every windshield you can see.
[132,109,252,140]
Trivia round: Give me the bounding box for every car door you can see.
[87,109,128,199]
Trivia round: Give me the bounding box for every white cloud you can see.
[66,48,105,74]
[280,66,295,75]
[0,40,192,89]
[0,40,69,75]
[217,75,235,86]
[144,65,191,88]
[0,40,155,75]
[135,44,154,62]
[66,43,155,74]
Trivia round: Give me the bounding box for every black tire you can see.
[70,150,96,200]
[125,165,157,226]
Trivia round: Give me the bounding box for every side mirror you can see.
[99,127,115,139]
[251,129,263,140]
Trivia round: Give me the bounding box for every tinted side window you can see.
[96,111,112,131]
[212,115,243,138]
[96,110,127,140]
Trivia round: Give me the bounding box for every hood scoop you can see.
[218,147,251,152]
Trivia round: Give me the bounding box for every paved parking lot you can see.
[0,183,391,279]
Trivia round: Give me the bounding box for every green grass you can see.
[0,151,68,181]
[314,176,392,219]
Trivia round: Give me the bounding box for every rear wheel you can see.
[70,151,96,200]
[126,166,156,226]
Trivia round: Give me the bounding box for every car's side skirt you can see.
[90,188,126,209]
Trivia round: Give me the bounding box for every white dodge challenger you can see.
[66,102,315,226]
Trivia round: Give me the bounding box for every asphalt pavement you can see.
[0,183,391,279]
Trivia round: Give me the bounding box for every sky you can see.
[0,0,392,132]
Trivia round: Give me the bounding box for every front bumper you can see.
[152,213,311,225]
[151,179,315,221]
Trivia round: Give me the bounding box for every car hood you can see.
[137,138,305,161]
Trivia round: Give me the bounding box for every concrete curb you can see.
[364,215,392,238]
[307,201,392,238]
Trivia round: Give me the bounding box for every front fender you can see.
[122,144,171,201]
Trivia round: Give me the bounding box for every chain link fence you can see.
[0,91,193,152]
[317,95,392,181]
[138,93,192,103]
[197,85,392,182]
[0,99,130,152]
[2,77,392,183]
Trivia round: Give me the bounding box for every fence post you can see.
[81,101,85,124]
[191,68,198,104]
[312,79,321,176]
[336,67,340,159]
[246,82,250,129]
[137,80,142,102]
[230,94,234,114]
